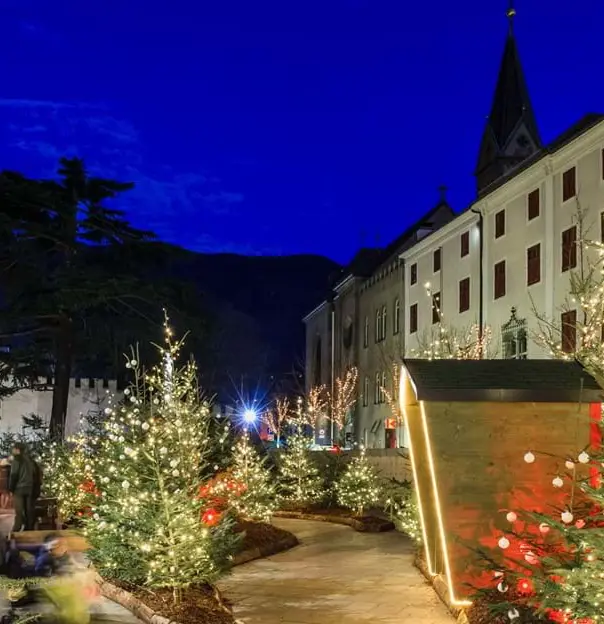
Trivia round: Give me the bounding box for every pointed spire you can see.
[475,3,541,194]
[506,0,516,34]
[438,185,448,204]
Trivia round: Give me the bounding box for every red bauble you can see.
[516,578,534,595]
[201,508,221,527]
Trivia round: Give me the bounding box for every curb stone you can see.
[274,510,395,532]
[414,553,470,624]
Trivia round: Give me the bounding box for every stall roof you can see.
[402,359,603,403]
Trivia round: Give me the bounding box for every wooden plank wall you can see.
[412,399,591,600]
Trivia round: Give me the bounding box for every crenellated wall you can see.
[0,378,121,438]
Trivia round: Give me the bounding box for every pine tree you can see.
[84,320,239,599]
[278,433,323,507]
[228,433,277,523]
[335,448,381,516]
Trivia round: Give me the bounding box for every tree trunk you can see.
[49,314,73,440]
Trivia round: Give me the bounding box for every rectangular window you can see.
[410,263,417,285]
[363,317,369,348]
[460,231,469,257]
[561,310,577,353]
[432,292,441,324]
[433,248,441,272]
[601,212,604,244]
[495,210,505,238]
[528,189,540,220]
[494,260,506,300]
[562,226,577,272]
[393,299,400,334]
[527,243,541,286]
[459,277,470,313]
[562,166,576,202]
[409,303,418,334]
[601,149,604,180]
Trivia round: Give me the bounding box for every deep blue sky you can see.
[0,1,601,262]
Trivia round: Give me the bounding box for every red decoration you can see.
[201,508,221,527]
[516,578,534,596]
[329,445,341,454]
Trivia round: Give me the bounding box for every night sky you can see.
[1,1,601,263]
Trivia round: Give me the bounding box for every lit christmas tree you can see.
[278,433,324,508]
[84,319,239,599]
[40,432,98,523]
[335,448,381,516]
[228,433,277,523]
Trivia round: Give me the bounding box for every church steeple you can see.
[475,2,541,194]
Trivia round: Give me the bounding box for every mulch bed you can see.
[112,580,234,624]
[275,507,395,532]
[234,519,294,552]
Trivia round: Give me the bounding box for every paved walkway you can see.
[217,518,454,624]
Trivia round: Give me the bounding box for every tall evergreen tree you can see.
[0,158,153,437]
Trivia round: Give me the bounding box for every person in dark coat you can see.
[9,442,39,532]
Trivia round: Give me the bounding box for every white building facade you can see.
[303,11,604,449]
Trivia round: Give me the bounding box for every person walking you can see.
[9,442,38,532]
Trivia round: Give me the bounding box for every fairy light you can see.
[327,367,359,443]
[335,446,381,516]
[80,314,240,599]
[278,432,323,506]
[263,397,291,447]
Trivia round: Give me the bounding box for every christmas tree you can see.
[335,448,381,516]
[228,433,277,523]
[84,319,239,598]
[278,433,323,508]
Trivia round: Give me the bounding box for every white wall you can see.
[403,119,604,359]
[0,379,120,439]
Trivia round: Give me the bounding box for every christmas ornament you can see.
[523,451,535,464]
[561,510,574,524]
[506,511,517,523]
[552,476,564,487]
[578,451,590,464]
[498,536,510,549]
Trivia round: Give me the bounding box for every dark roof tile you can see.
[402,359,603,403]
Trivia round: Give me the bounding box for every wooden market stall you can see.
[399,358,603,606]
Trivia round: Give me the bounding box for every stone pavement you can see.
[217,518,454,624]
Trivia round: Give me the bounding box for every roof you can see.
[402,359,603,403]
[477,113,604,199]
[487,31,541,151]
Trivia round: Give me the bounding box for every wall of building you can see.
[357,261,404,448]
[0,379,120,439]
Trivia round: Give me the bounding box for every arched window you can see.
[363,376,369,406]
[375,309,382,342]
[381,305,387,340]
[394,299,400,334]
[363,317,369,348]
[381,372,387,403]
[374,372,380,404]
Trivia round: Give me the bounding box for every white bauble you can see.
[506,511,517,523]
[565,460,575,470]
[539,523,550,534]
[498,536,510,549]
[561,510,574,524]
[578,451,590,464]
[523,451,535,464]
